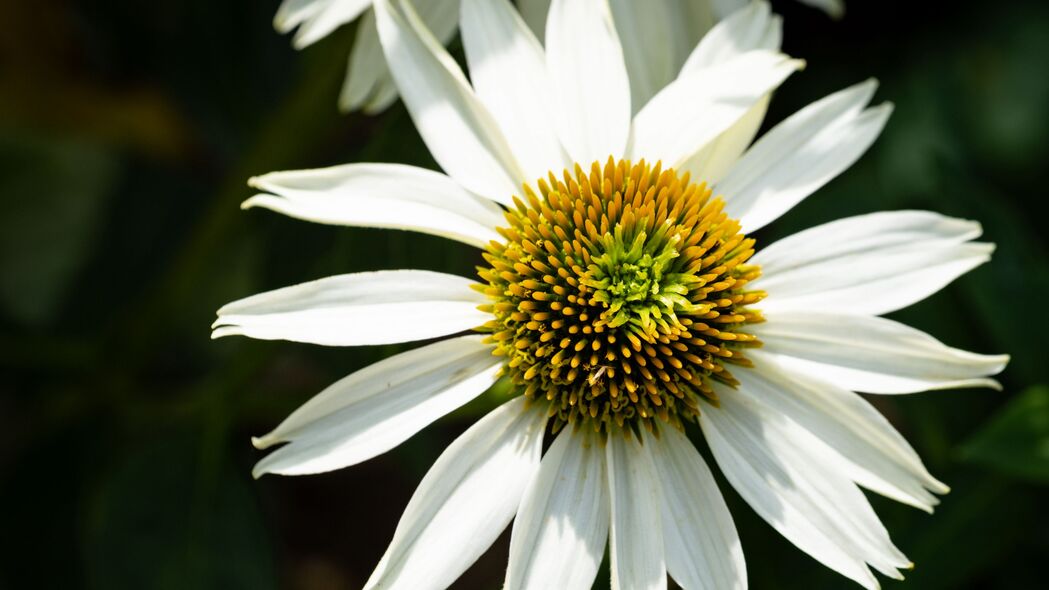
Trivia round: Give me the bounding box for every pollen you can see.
[476,158,765,433]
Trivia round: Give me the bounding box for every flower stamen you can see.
[478,158,765,433]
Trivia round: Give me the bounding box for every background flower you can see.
[275,0,843,113]
[2,0,1047,589]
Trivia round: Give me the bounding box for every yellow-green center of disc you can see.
[477,158,765,433]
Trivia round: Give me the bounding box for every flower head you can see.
[220,0,1008,588]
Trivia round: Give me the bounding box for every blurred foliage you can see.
[2,0,1048,588]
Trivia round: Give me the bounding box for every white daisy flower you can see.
[221,0,1008,588]
[277,0,843,113]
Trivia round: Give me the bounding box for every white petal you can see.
[718,79,891,232]
[609,0,678,113]
[752,312,1009,394]
[212,270,488,346]
[365,397,547,590]
[701,391,910,588]
[518,0,551,43]
[506,427,609,590]
[461,0,569,182]
[342,0,463,114]
[753,210,994,316]
[679,95,768,186]
[274,0,327,34]
[374,0,524,203]
[251,335,501,476]
[340,9,398,114]
[607,433,666,590]
[244,163,503,248]
[628,51,802,170]
[279,0,373,50]
[648,427,745,590]
[545,0,632,164]
[681,0,782,73]
[740,353,949,511]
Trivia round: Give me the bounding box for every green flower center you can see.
[477,158,765,433]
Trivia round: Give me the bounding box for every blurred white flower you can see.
[223,1,1006,588]
[276,0,844,113]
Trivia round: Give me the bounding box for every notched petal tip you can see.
[241,194,276,211]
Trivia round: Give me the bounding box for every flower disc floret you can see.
[477,158,766,432]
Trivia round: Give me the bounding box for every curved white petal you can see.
[341,1,461,113]
[679,95,768,186]
[701,390,911,588]
[545,0,631,164]
[365,397,547,590]
[752,312,1009,394]
[607,433,666,590]
[740,353,949,511]
[277,0,373,50]
[753,210,994,316]
[251,335,501,476]
[628,51,802,170]
[719,79,891,232]
[648,427,745,590]
[244,163,503,248]
[212,270,488,346]
[609,0,677,113]
[461,0,569,182]
[681,0,782,74]
[340,9,396,113]
[374,0,524,203]
[506,427,609,590]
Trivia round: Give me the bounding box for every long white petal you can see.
[753,210,993,316]
[752,312,1009,394]
[461,0,569,182]
[674,2,783,185]
[342,0,460,113]
[719,79,891,232]
[681,0,782,73]
[607,433,666,590]
[275,0,372,49]
[545,0,631,164]
[506,427,609,590]
[679,95,768,186]
[628,51,802,170]
[245,163,504,248]
[339,9,397,113]
[609,0,677,113]
[740,353,949,511]
[649,427,745,590]
[702,390,910,588]
[365,397,547,590]
[251,335,501,476]
[212,270,488,346]
[373,0,524,203]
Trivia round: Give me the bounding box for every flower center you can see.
[478,158,765,433]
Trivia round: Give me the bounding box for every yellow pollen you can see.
[478,158,765,433]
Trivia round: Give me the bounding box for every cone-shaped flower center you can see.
[478,158,765,433]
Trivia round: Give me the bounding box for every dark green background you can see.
[2,0,1047,588]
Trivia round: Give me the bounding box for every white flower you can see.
[277,0,843,113]
[221,0,1008,588]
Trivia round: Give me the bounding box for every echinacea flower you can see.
[219,0,1008,588]
[277,0,842,113]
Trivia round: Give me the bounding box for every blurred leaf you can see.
[959,385,1049,484]
[0,132,118,325]
[84,435,275,590]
